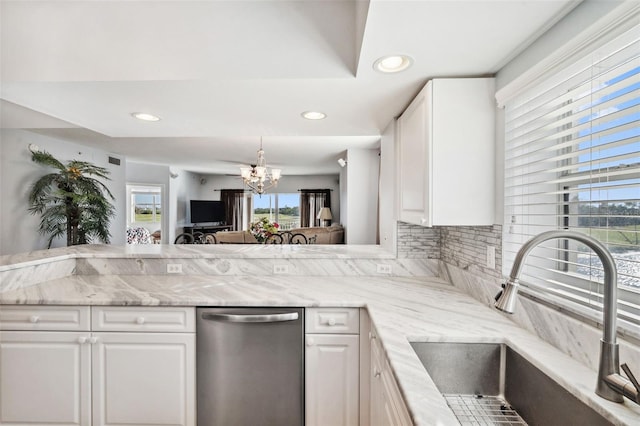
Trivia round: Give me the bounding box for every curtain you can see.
[300,189,331,227]
[220,190,247,231]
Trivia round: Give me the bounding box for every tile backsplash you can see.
[405,221,640,373]
[396,222,440,259]
[439,225,502,280]
[396,222,502,279]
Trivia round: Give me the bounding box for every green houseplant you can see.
[28,149,116,248]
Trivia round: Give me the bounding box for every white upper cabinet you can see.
[398,78,496,227]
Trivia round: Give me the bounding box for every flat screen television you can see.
[190,200,226,224]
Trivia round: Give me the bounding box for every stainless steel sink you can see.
[410,342,613,426]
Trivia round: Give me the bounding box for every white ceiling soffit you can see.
[1,0,364,81]
[1,0,579,175]
[0,100,79,129]
[28,128,380,175]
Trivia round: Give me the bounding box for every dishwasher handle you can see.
[201,312,299,323]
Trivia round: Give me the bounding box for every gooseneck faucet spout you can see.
[494,230,640,405]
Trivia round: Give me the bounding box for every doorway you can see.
[126,184,164,244]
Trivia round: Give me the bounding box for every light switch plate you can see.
[376,264,392,274]
[273,264,289,274]
[486,246,496,269]
[167,263,183,274]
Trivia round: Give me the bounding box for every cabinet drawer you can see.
[92,307,195,332]
[306,308,359,334]
[0,305,90,331]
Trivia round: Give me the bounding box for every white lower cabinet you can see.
[92,332,195,426]
[0,331,91,425]
[306,334,360,426]
[305,308,360,426]
[2,304,413,426]
[370,328,413,426]
[0,306,195,426]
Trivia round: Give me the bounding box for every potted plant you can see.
[28,148,115,248]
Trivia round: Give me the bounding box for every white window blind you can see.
[503,24,640,329]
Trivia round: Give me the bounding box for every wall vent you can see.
[108,156,121,166]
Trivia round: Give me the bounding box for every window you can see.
[503,25,640,329]
[128,186,162,225]
[126,184,163,244]
[252,193,300,230]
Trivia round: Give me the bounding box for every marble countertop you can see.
[2,273,639,425]
[0,244,396,270]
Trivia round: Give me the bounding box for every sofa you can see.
[212,224,344,244]
[287,224,344,244]
[213,230,258,244]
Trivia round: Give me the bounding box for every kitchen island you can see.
[1,245,639,425]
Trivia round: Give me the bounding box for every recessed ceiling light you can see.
[131,112,161,122]
[301,111,326,120]
[373,55,414,73]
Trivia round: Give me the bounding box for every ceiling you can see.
[0,0,580,175]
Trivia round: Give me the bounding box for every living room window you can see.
[126,184,163,243]
[252,193,300,230]
[503,24,640,330]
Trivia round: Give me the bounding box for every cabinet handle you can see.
[374,369,381,378]
[306,337,315,347]
[77,336,87,344]
[327,318,336,326]
[29,315,39,323]
[202,312,298,323]
[420,218,428,225]
[369,332,377,340]
[89,337,98,344]
[136,317,146,325]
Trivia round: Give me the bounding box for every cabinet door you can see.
[398,82,432,227]
[359,311,372,426]
[381,363,413,426]
[430,78,495,226]
[92,332,195,426]
[0,331,91,426]
[306,334,359,426]
[370,333,413,426]
[369,335,385,426]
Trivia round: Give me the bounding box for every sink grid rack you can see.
[443,394,527,425]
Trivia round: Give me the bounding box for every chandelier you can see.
[240,139,282,195]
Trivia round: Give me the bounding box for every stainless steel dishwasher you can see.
[196,307,304,425]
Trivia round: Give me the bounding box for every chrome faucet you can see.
[494,230,640,405]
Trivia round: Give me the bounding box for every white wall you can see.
[494,108,505,225]
[345,148,379,244]
[170,169,199,239]
[339,153,348,230]
[0,129,126,255]
[496,0,625,91]
[379,120,397,253]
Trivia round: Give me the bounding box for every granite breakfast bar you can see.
[1,245,639,425]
